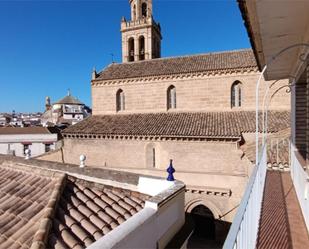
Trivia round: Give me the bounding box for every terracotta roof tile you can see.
[96,49,257,81]
[0,162,148,249]
[62,111,290,139]
[0,127,52,135]
[48,179,146,248]
[0,166,58,249]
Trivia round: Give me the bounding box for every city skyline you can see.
[0,0,251,113]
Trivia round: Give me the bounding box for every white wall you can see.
[0,133,57,157]
[291,146,309,232]
[88,184,185,249]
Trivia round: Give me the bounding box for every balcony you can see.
[223,142,309,249]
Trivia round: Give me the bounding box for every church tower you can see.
[121,0,162,63]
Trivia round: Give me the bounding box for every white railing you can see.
[290,144,309,232]
[223,145,267,249]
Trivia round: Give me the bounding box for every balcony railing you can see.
[223,145,267,249]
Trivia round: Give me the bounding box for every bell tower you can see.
[121,0,162,63]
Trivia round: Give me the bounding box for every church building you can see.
[40,0,291,243]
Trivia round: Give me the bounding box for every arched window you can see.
[133,5,136,20]
[128,38,135,62]
[152,148,156,168]
[116,89,125,111]
[145,143,157,168]
[142,3,147,17]
[167,85,176,110]
[139,36,145,60]
[231,81,242,108]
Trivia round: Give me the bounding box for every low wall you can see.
[88,183,185,249]
[291,147,309,232]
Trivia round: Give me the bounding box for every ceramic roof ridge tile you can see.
[29,174,66,249]
[56,207,94,247]
[61,202,105,239]
[52,219,83,249]
[47,178,148,248]
[48,233,68,249]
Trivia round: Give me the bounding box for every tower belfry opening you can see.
[121,0,162,63]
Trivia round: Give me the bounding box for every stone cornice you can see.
[91,67,259,87]
[62,133,240,143]
[185,185,232,197]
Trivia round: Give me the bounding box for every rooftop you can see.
[0,155,184,249]
[62,111,290,140]
[95,49,258,81]
[0,127,58,135]
[54,95,84,106]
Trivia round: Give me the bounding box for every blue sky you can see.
[0,0,250,113]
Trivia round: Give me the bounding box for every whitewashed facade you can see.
[0,127,58,157]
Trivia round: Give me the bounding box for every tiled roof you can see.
[0,127,53,135]
[54,95,84,105]
[95,49,258,81]
[48,177,144,249]
[62,111,290,139]
[0,166,62,249]
[0,163,147,249]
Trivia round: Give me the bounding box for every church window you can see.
[128,38,135,62]
[146,143,157,168]
[116,89,125,111]
[139,36,145,60]
[231,81,242,108]
[167,85,176,110]
[142,3,147,17]
[133,5,136,20]
[152,148,156,168]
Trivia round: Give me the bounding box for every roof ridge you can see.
[110,48,253,66]
[96,48,258,81]
[30,174,66,249]
[89,110,287,117]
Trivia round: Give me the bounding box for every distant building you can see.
[41,91,91,127]
[0,114,11,126]
[20,112,42,126]
[0,127,60,157]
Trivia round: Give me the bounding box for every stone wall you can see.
[92,72,290,115]
[42,137,253,223]
[37,148,64,163]
[60,138,250,176]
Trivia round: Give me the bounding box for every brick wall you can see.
[92,72,290,115]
